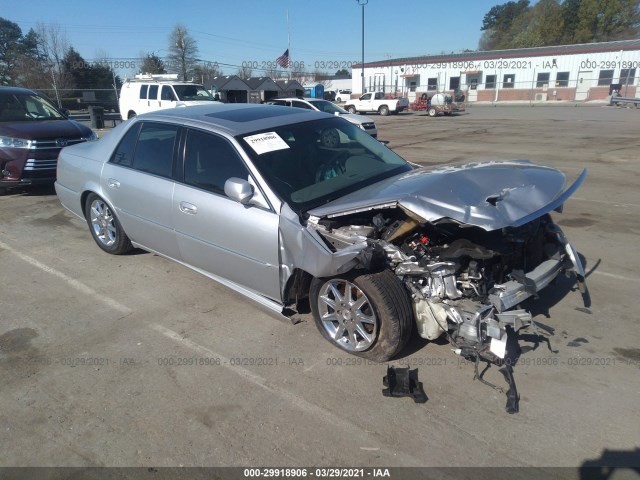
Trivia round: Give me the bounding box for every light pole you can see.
[357,0,368,95]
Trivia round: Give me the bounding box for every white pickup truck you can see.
[344,92,409,116]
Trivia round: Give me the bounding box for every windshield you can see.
[307,100,348,114]
[173,85,215,101]
[239,117,411,213]
[0,92,65,121]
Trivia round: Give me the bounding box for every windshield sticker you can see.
[244,132,290,155]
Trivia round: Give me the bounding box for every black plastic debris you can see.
[500,364,520,414]
[382,366,427,403]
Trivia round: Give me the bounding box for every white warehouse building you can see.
[352,39,640,103]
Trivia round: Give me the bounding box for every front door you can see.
[575,71,592,101]
[466,72,482,102]
[173,129,281,301]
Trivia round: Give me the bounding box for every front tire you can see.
[346,105,357,114]
[85,193,132,255]
[310,269,413,362]
[379,105,389,116]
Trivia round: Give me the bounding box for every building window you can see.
[409,81,417,92]
[598,69,614,86]
[449,76,460,90]
[556,72,570,87]
[536,72,550,88]
[503,74,515,88]
[485,75,496,89]
[620,68,636,84]
[427,77,437,90]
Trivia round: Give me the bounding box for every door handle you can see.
[108,178,120,188]
[179,201,198,215]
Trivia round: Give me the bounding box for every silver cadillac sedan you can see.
[56,104,586,364]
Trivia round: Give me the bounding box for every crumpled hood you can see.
[308,161,587,231]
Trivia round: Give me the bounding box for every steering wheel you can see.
[315,150,349,182]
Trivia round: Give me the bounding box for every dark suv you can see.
[0,87,96,192]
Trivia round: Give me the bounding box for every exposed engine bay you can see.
[309,206,584,410]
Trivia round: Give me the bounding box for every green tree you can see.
[561,0,582,42]
[512,0,565,48]
[574,0,640,43]
[0,18,24,84]
[479,0,639,49]
[167,24,198,81]
[14,28,49,88]
[139,53,166,75]
[480,0,530,49]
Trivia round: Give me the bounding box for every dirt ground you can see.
[0,105,639,473]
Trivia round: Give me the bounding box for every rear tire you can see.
[85,193,132,255]
[428,107,437,117]
[310,269,413,362]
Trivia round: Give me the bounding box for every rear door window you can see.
[148,85,159,100]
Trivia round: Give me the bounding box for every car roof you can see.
[272,97,326,103]
[0,86,38,96]
[138,103,331,136]
[123,80,203,86]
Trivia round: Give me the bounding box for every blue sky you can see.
[7,0,495,76]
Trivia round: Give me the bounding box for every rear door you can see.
[173,128,281,300]
[145,84,160,113]
[101,121,181,258]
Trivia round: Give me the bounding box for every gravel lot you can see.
[1,105,639,471]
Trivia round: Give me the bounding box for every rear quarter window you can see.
[131,123,179,178]
[109,123,141,167]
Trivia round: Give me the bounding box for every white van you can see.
[119,74,219,120]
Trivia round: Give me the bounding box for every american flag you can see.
[276,49,290,68]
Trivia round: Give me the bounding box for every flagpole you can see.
[287,9,291,80]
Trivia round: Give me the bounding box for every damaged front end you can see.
[310,208,584,364]
[302,162,586,370]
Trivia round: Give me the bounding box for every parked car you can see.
[268,97,377,138]
[335,89,352,103]
[0,86,96,193]
[119,74,218,120]
[344,92,409,116]
[56,104,586,366]
[323,90,336,101]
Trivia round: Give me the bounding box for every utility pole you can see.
[357,0,368,95]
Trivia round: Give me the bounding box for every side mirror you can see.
[224,177,254,204]
[62,108,70,117]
